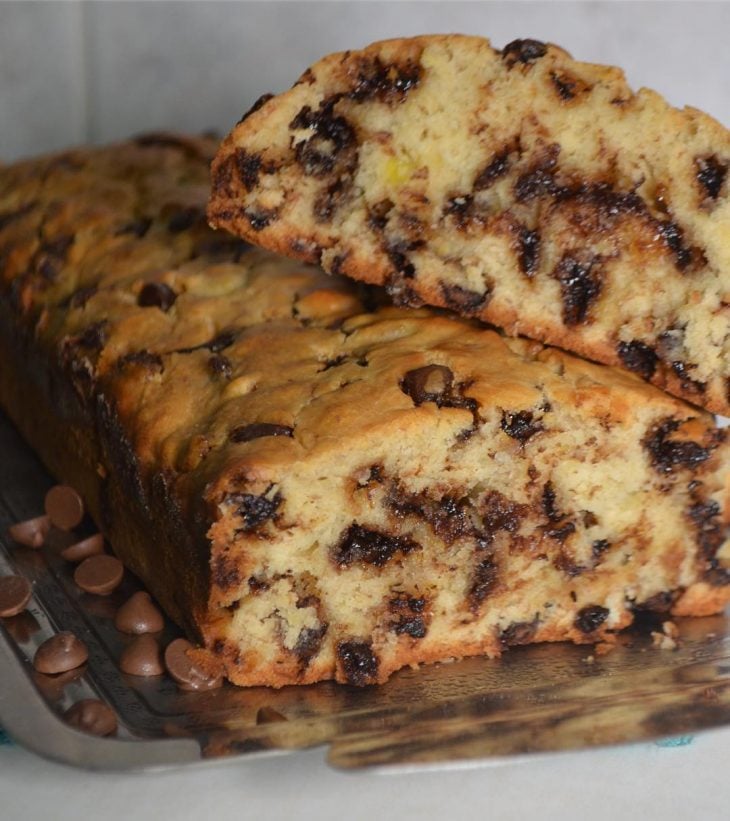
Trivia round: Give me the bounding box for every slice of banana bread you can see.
[208,34,730,416]
[2,138,729,688]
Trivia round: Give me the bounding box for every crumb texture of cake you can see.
[2,137,730,688]
[208,34,730,416]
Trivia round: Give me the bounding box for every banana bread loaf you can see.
[2,136,729,687]
[208,34,730,416]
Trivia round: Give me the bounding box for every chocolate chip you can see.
[333,523,419,568]
[688,499,724,562]
[368,198,394,231]
[212,555,241,590]
[500,620,538,646]
[553,254,601,325]
[481,490,527,536]
[114,591,164,634]
[386,247,416,280]
[575,605,609,633]
[389,595,428,638]
[474,147,513,190]
[633,590,679,613]
[336,640,379,686]
[502,38,548,67]
[501,410,543,443]
[7,515,50,548]
[592,539,611,558]
[670,360,706,394]
[0,575,32,618]
[550,71,582,100]
[119,634,165,676]
[440,283,489,315]
[542,482,561,522]
[545,520,576,542]
[34,631,89,674]
[234,148,265,191]
[290,98,357,177]
[230,490,282,532]
[137,282,177,312]
[348,56,421,103]
[518,228,540,277]
[208,354,232,380]
[164,638,223,691]
[247,576,270,594]
[443,194,474,228]
[44,485,84,530]
[60,533,105,562]
[237,93,274,124]
[468,555,499,609]
[696,155,727,200]
[229,423,294,444]
[209,330,236,353]
[63,699,117,737]
[644,418,711,473]
[400,365,453,406]
[617,340,659,381]
[73,554,124,596]
[514,144,560,202]
[314,178,351,222]
[244,208,277,231]
[656,220,695,271]
[292,624,328,667]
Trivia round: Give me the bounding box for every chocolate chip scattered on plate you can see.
[44,485,85,530]
[34,631,89,674]
[74,554,124,596]
[0,575,32,617]
[7,514,51,548]
[63,699,117,737]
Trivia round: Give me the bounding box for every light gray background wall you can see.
[1,0,729,161]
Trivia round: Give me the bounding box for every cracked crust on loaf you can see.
[208,34,730,416]
[2,136,730,687]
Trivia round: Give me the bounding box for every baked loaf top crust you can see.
[2,136,730,687]
[208,35,730,416]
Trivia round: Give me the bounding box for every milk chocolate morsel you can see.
[64,699,117,737]
[119,634,165,676]
[74,555,124,595]
[60,533,105,562]
[114,591,165,634]
[33,631,89,674]
[7,515,51,548]
[0,575,32,617]
[44,485,84,530]
[164,638,223,691]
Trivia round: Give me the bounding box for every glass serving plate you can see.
[2,411,730,773]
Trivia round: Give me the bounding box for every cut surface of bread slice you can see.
[208,34,730,416]
[2,137,730,688]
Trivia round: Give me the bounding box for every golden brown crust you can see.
[2,136,730,688]
[208,34,730,416]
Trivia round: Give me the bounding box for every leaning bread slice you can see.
[208,34,730,416]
